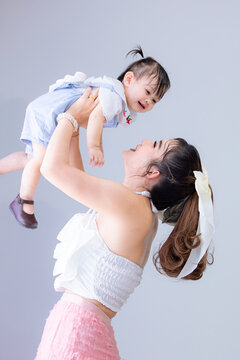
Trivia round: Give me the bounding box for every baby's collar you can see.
[111,79,137,126]
[120,107,137,126]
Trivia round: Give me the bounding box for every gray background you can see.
[0,0,239,359]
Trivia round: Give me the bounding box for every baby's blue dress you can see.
[20,73,136,154]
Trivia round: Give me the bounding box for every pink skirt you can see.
[35,293,121,360]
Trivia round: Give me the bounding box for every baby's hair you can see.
[118,45,170,99]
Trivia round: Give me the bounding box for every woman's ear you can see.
[123,71,135,87]
[146,166,161,181]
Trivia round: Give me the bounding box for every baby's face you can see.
[123,74,160,113]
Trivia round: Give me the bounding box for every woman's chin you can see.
[122,149,132,162]
[122,148,134,156]
[122,150,128,158]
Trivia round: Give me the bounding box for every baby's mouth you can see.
[138,101,145,109]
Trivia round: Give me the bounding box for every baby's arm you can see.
[87,104,105,167]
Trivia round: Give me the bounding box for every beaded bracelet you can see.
[56,113,79,133]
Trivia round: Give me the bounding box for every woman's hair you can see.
[118,46,170,99]
[148,138,214,280]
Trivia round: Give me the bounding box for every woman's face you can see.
[122,139,178,175]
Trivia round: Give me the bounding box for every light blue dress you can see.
[20,73,136,154]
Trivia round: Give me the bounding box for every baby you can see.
[1,46,170,229]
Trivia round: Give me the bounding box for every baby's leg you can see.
[20,143,46,214]
[0,151,29,174]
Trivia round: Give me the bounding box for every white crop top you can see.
[53,209,144,312]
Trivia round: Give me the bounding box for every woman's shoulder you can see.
[101,189,155,236]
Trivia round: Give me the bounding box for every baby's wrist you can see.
[72,130,79,137]
[88,144,101,151]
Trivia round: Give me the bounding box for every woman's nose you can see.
[142,139,152,146]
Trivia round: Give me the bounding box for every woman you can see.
[36,88,214,359]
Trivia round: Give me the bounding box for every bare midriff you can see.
[65,290,117,319]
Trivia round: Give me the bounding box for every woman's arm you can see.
[41,88,135,216]
[69,132,84,170]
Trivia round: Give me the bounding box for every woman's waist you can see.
[63,290,117,320]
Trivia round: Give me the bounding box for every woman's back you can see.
[96,193,158,268]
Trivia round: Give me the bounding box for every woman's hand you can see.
[67,87,99,128]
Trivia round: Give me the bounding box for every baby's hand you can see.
[88,146,104,168]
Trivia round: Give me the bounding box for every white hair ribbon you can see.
[177,168,214,279]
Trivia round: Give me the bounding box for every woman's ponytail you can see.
[153,192,211,280]
[148,138,214,280]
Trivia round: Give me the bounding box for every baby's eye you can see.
[153,141,157,148]
[152,99,157,104]
[145,89,150,95]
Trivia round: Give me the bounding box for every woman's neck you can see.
[123,176,146,193]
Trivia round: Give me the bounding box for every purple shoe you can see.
[9,194,38,229]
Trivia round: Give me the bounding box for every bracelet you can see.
[56,113,79,133]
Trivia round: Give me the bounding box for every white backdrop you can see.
[0,1,239,359]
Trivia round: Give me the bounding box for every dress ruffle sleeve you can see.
[49,72,87,92]
[98,87,123,123]
[53,212,94,281]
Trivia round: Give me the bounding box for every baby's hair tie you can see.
[142,56,145,60]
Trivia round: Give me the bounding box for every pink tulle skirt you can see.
[35,293,121,360]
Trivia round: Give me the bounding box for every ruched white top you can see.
[53,209,144,312]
